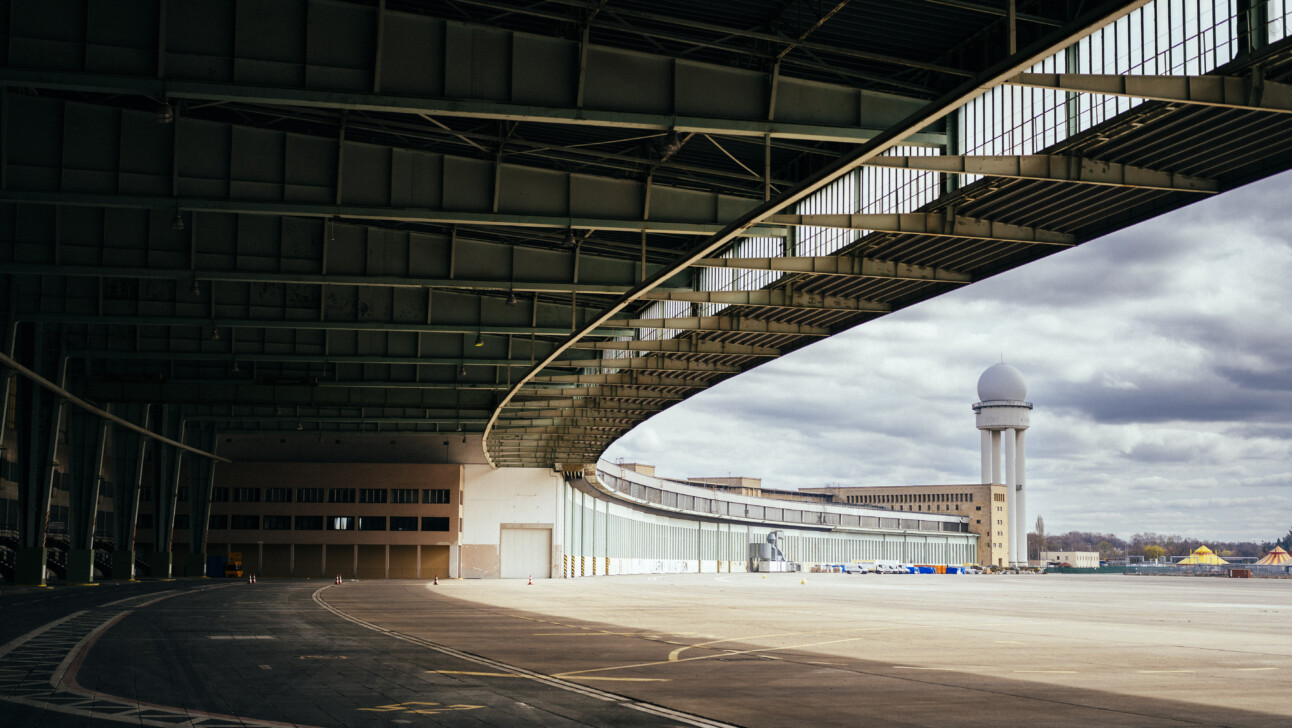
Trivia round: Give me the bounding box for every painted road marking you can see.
[1138,670,1196,674]
[668,627,888,662]
[359,701,484,715]
[566,677,671,682]
[1014,670,1079,674]
[1236,667,1279,671]
[557,635,877,680]
[430,671,525,678]
[209,635,276,640]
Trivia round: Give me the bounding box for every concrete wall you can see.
[459,465,563,579]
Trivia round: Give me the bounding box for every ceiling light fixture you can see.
[561,230,577,249]
[506,291,519,306]
[156,101,174,124]
[171,210,184,231]
[458,365,467,377]
[473,332,484,347]
[210,328,221,341]
[190,278,201,296]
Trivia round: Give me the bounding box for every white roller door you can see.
[500,527,551,579]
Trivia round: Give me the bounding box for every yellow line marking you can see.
[429,671,524,678]
[1138,670,1195,674]
[564,677,671,682]
[556,636,874,678]
[668,627,887,662]
[1014,670,1080,674]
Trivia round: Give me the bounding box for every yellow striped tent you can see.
[1255,546,1292,566]
[1178,545,1228,565]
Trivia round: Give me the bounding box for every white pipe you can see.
[1004,428,1017,566]
[1015,429,1027,565]
[980,429,992,484]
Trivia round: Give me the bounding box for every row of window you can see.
[845,491,975,505]
[208,487,453,504]
[208,515,452,532]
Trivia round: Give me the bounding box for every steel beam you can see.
[608,316,831,336]
[512,386,686,400]
[767,212,1075,246]
[0,189,783,238]
[1007,73,1292,114]
[526,373,712,387]
[554,357,742,374]
[691,255,971,283]
[638,289,891,313]
[568,339,781,356]
[866,154,1218,193]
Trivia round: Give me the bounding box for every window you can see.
[976,506,981,511]
[997,520,1003,525]
[265,488,292,503]
[211,487,229,502]
[994,493,1005,501]
[358,516,386,531]
[209,514,228,530]
[391,489,418,504]
[975,519,981,524]
[295,515,323,530]
[297,488,324,503]
[177,487,189,502]
[327,516,354,531]
[422,489,451,504]
[174,514,189,530]
[230,514,259,530]
[138,514,153,528]
[232,487,260,503]
[140,490,152,502]
[422,516,450,532]
[263,515,291,530]
[997,506,1003,511]
[359,489,387,504]
[328,488,356,503]
[390,516,418,532]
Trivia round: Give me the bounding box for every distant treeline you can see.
[1027,529,1292,560]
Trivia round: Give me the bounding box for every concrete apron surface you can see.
[1,573,1288,727]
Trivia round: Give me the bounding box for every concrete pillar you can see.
[16,547,48,585]
[448,544,460,579]
[980,429,992,484]
[1015,429,1027,564]
[148,549,174,579]
[990,430,1002,484]
[112,550,137,580]
[1004,428,1017,566]
[66,549,96,584]
[186,552,208,578]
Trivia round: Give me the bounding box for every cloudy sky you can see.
[605,169,1292,544]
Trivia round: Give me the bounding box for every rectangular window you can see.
[297,488,324,503]
[390,489,419,504]
[390,516,418,532]
[359,489,387,504]
[230,514,259,530]
[211,487,229,502]
[263,515,292,530]
[421,516,450,532]
[327,516,354,531]
[328,488,356,503]
[264,488,292,503]
[295,515,323,530]
[358,516,386,531]
[209,514,228,530]
[177,487,189,502]
[422,489,451,504]
[232,487,260,503]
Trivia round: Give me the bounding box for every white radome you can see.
[977,363,1027,402]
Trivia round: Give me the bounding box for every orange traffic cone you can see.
[433,574,439,586]
[528,574,533,585]
[335,574,342,585]
[248,574,253,584]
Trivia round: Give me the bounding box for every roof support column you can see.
[65,406,108,583]
[12,323,66,585]
[109,403,150,580]
[184,422,219,578]
[148,404,186,579]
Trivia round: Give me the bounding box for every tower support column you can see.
[990,430,1002,484]
[1004,428,1017,566]
[980,430,992,484]
[1015,429,1027,565]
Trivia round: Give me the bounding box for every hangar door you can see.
[500,527,551,579]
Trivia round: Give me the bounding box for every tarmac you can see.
[2,573,1289,726]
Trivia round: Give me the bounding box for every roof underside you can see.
[2,0,1291,468]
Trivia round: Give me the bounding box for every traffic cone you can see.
[528,574,533,585]
[335,574,342,585]
[248,573,253,584]
[433,574,439,586]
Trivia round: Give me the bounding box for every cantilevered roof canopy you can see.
[3,1,1292,468]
